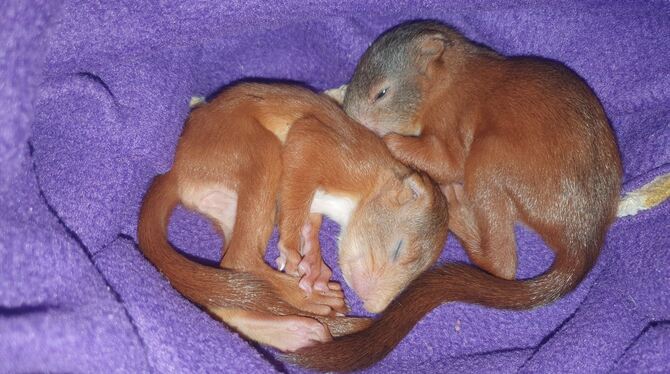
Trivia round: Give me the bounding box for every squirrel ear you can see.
[415,34,446,73]
[403,173,427,200]
[394,173,426,206]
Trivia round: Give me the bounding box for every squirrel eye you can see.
[375,87,388,101]
[392,239,404,261]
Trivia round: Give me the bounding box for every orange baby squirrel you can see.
[289,20,622,370]
[137,82,448,351]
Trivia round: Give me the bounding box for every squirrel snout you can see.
[349,275,393,313]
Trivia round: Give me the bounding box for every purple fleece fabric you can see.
[1,1,668,373]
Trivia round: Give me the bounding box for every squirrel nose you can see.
[353,278,393,313]
[349,272,375,298]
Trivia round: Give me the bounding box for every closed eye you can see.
[375,87,388,101]
[392,239,404,261]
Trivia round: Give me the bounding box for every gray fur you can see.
[343,21,464,135]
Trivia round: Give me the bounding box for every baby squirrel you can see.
[289,20,622,370]
[137,82,448,351]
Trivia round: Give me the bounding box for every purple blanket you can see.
[2,1,668,372]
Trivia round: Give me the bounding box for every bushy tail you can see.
[137,174,371,336]
[137,174,282,311]
[286,243,598,372]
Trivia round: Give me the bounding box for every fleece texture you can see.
[1,1,668,373]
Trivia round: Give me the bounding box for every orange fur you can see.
[137,82,448,352]
[288,21,622,371]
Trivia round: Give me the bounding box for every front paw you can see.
[272,272,348,316]
[276,242,301,277]
[441,183,466,206]
[298,256,339,295]
[383,133,416,164]
[383,133,404,154]
[296,222,337,294]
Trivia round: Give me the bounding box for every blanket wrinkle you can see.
[75,71,119,103]
[0,304,65,317]
[460,346,532,359]
[98,238,159,373]
[615,320,670,364]
[613,321,670,373]
[518,306,581,371]
[94,236,279,373]
[518,242,610,363]
[29,140,153,366]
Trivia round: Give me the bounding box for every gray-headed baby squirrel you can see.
[289,20,622,370]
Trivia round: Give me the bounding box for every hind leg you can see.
[442,183,518,280]
[188,167,279,270]
[212,307,331,352]
[277,185,343,297]
[275,172,312,277]
[297,213,338,293]
[219,174,280,271]
[277,123,338,291]
[217,180,346,315]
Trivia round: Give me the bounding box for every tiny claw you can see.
[275,253,287,272]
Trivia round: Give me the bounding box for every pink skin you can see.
[339,244,396,314]
[275,245,299,276]
[275,315,332,352]
[346,270,377,312]
[342,262,391,314]
[298,221,336,294]
[222,309,332,352]
[275,218,341,296]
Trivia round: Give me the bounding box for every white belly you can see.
[309,189,357,227]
